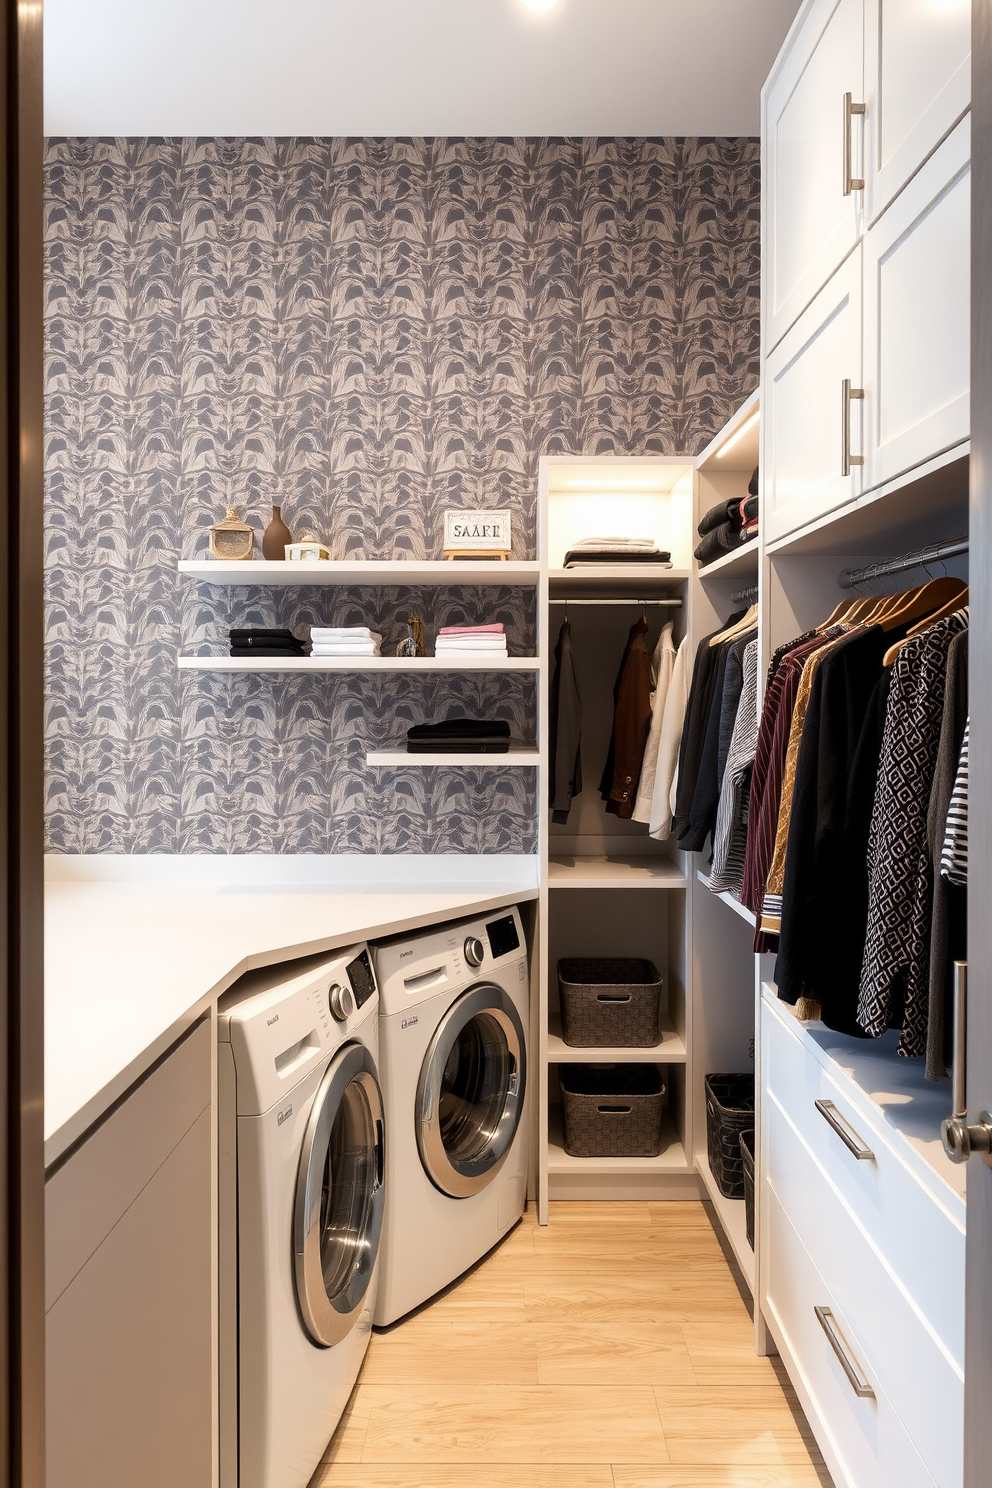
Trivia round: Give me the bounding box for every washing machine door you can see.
[416,983,527,1199]
[293,1041,385,1348]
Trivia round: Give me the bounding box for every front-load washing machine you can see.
[217,944,385,1488]
[372,906,529,1326]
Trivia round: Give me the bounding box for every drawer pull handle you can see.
[841,378,864,476]
[815,1306,875,1399]
[815,1099,874,1161]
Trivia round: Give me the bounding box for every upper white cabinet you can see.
[864,115,970,492]
[865,0,971,224]
[764,249,863,545]
[764,0,865,353]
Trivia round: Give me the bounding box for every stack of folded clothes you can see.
[406,719,512,754]
[229,628,306,658]
[310,626,382,657]
[434,624,508,658]
[563,537,672,568]
[694,469,760,567]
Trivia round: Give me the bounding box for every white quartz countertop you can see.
[45,855,539,1166]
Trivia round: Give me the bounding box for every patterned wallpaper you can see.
[44,137,759,854]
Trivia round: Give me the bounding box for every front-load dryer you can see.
[217,944,384,1488]
[372,906,529,1326]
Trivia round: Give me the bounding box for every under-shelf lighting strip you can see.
[715,409,760,459]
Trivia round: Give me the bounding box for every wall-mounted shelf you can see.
[697,870,757,927]
[365,746,540,767]
[178,655,540,674]
[549,566,689,596]
[696,541,759,583]
[549,854,686,889]
[178,559,541,586]
[548,1011,686,1064]
[695,1151,755,1291]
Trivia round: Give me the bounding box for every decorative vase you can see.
[262,505,293,561]
[210,508,254,562]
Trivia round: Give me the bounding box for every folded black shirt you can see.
[229,628,303,643]
[407,718,511,742]
[562,549,671,568]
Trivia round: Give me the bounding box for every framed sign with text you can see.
[443,508,512,560]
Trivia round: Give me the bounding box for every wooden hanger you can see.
[818,595,862,629]
[708,603,758,647]
[881,579,968,665]
[877,575,966,631]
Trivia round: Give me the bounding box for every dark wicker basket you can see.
[741,1129,756,1249]
[559,1064,666,1157]
[704,1073,755,1198]
[557,958,663,1048]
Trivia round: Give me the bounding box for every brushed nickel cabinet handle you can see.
[815,1306,875,1398]
[815,1098,874,1161]
[843,92,866,195]
[841,378,864,476]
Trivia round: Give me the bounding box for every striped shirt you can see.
[941,720,968,887]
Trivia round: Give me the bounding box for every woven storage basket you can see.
[704,1073,755,1198]
[741,1129,756,1249]
[557,958,663,1048]
[559,1064,666,1158]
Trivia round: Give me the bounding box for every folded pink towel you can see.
[438,624,505,636]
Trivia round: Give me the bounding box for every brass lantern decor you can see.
[210,508,254,562]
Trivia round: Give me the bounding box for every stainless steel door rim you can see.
[416,983,527,1199]
[294,1041,385,1347]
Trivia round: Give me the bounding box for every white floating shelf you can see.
[696,541,759,582]
[696,1150,755,1291]
[178,655,540,674]
[549,854,686,889]
[548,1011,686,1065]
[548,566,689,595]
[178,559,541,586]
[547,1110,690,1176]
[365,746,541,767]
[697,870,756,927]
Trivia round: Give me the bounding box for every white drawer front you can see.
[764,1183,940,1488]
[766,1092,963,1488]
[763,248,863,545]
[763,1002,965,1368]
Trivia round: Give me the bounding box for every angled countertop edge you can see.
[44,854,539,1167]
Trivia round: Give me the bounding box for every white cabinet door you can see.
[764,0,865,352]
[864,115,970,493]
[764,249,864,545]
[864,0,970,224]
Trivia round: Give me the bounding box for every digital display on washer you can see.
[486,914,520,960]
[346,949,377,1009]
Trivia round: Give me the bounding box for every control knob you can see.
[464,936,485,968]
[328,983,356,1022]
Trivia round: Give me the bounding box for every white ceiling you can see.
[44,0,801,137]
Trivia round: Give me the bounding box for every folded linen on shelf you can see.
[310,626,379,640]
[437,624,505,636]
[569,536,659,551]
[229,647,305,657]
[229,627,305,657]
[435,636,508,649]
[694,522,757,567]
[563,548,672,568]
[230,628,305,643]
[312,635,382,656]
[406,719,511,753]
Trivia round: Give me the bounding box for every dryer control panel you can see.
[372,905,527,1017]
[217,944,378,1115]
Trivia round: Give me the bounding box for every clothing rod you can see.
[731,585,758,605]
[548,598,683,607]
[837,536,969,589]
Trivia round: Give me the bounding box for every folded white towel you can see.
[435,635,508,647]
[570,535,657,548]
[310,627,381,641]
[311,644,380,656]
[435,644,508,654]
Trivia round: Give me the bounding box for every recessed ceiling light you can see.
[520,0,562,12]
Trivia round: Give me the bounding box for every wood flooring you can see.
[313,1201,833,1488]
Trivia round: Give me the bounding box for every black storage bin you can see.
[740,1129,756,1249]
[557,958,663,1048]
[704,1073,755,1198]
[559,1063,666,1158]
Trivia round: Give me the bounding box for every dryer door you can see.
[416,983,527,1199]
[293,1041,385,1347]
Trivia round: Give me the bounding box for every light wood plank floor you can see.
[313,1201,833,1488]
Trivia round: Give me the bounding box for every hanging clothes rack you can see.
[548,597,682,607]
[731,584,758,605]
[837,536,969,589]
